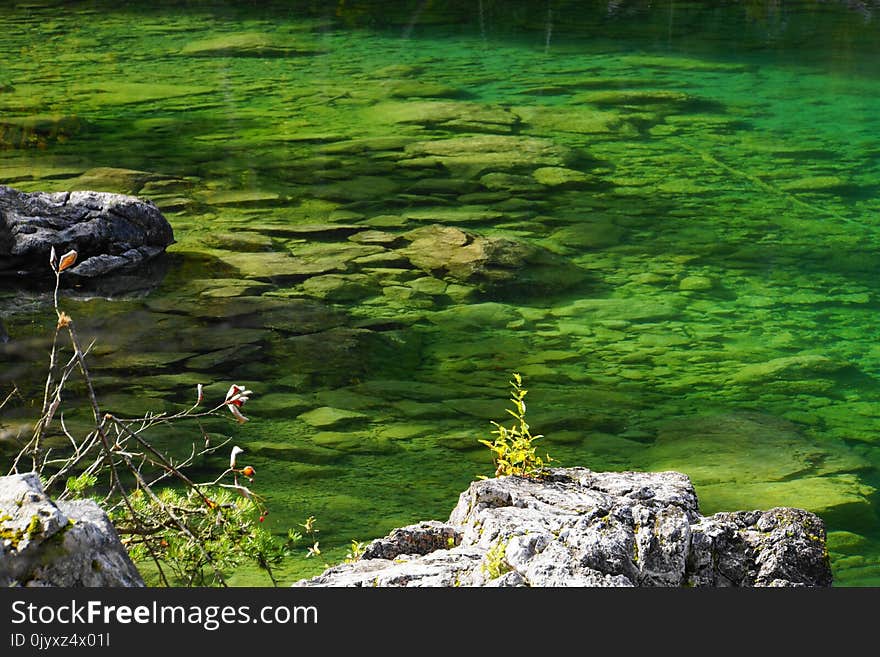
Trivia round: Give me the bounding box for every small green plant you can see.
[482,538,511,580]
[479,373,552,478]
[343,539,367,564]
[116,487,285,587]
[300,515,321,558]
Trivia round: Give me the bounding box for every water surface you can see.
[2,0,880,585]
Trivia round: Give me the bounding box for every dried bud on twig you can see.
[57,249,78,272]
[225,384,253,423]
[229,445,244,470]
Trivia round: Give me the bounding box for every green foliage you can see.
[343,539,367,564]
[482,538,511,580]
[113,488,288,587]
[65,472,97,495]
[479,373,552,478]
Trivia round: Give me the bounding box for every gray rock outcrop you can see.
[0,185,174,279]
[0,473,144,587]
[295,468,832,587]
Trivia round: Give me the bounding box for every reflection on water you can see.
[2,1,880,585]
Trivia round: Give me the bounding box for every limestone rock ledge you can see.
[0,473,144,587]
[294,468,832,587]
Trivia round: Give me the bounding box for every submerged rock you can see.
[516,105,625,136]
[532,166,592,187]
[71,82,214,108]
[66,167,186,196]
[0,185,174,279]
[369,100,520,134]
[179,31,325,57]
[778,176,850,193]
[731,354,850,384]
[294,468,832,587]
[301,273,379,301]
[298,406,369,429]
[217,251,340,280]
[545,221,625,250]
[402,134,576,178]
[678,275,715,291]
[577,89,696,108]
[0,114,82,150]
[643,412,875,526]
[380,80,465,99]
[399,224,587,294]
[0,473,144,587]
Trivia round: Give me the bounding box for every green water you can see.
[2,0,880,586]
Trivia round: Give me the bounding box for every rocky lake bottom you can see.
[1,0,880,585]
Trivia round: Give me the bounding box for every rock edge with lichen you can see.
[294,468,832,587]
[0,473,144,587]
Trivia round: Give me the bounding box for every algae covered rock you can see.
[577,89,695,108]
[731,354,850,384]
[66,167,184,196]
[217,251,342,280]
[70,82,214,108]
[180,31,325,57]
[0,473,143,587]
[546,221,624,250]
[301,273,379,302]
[778,176,849,193]
[200,231,274,252]
[399,224,587,294]
[697,475,876,530]
[515,105,625,136]
[380,80,465,99]
[678,275,715,291]
[532,166,592,187]
[369,100,520,133]
[298,406,368,429]
[402,134,576,178]
[294,468,832,587]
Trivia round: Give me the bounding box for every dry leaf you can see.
[57,250,78,272]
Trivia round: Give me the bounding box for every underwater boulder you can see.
[369,100,520,134]
[398,224,588,295]
[401,134,576,178]
[179,31,326,57]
